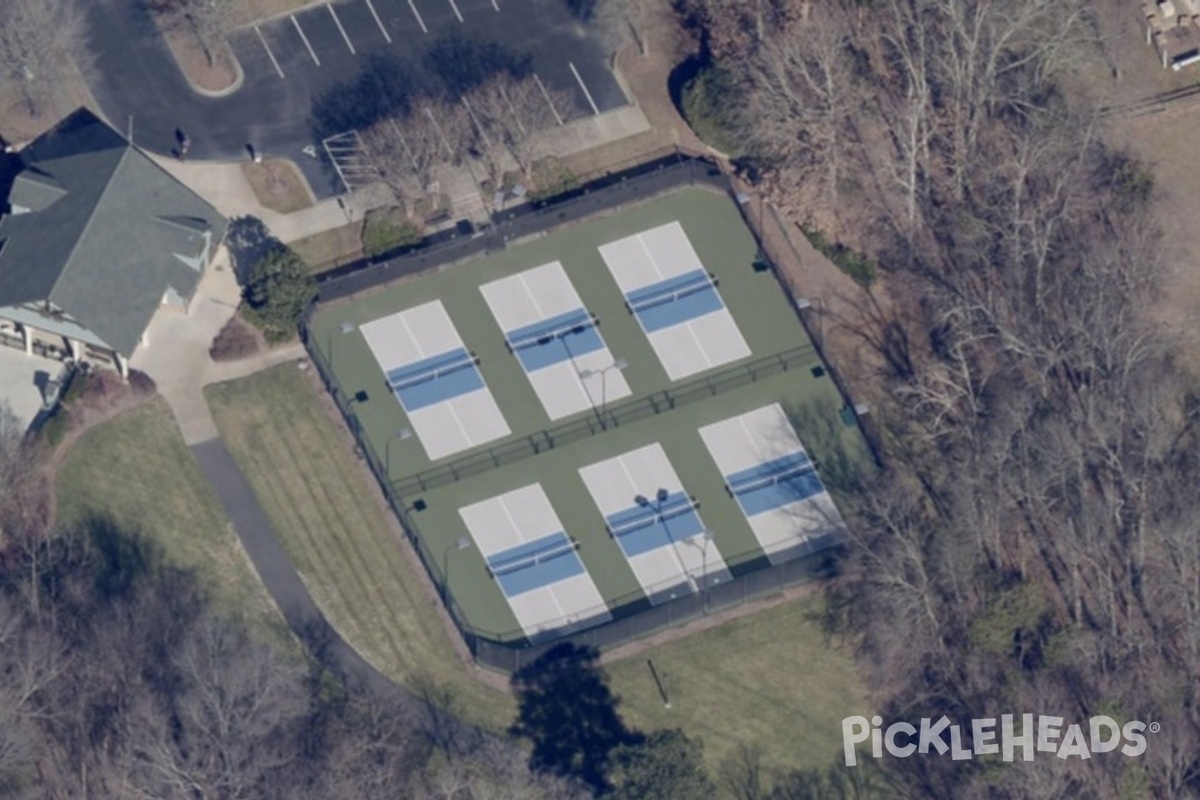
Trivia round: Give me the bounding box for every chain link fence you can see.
[299,150,862,673]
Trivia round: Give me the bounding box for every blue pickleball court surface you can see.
[699,403,847,564]
[598,221,752,380]
[458,483,611,642]
[360,300,510,460]
[578,442,731,604]
[480,261,632,420]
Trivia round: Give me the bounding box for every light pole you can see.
[442,536,471,610]
[385,427,413,475]
[329,320,356,371]
[691,530,714,613]
[579,358,628,430]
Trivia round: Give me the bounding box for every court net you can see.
[489,539,577,577]
[606,496,698,539]
[390,352,477,391]
[627,273,716,314]
[507,312,596,352]
[729,461,816,496]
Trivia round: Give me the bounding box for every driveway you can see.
[85,0,627,199]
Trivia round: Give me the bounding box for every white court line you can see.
[497,496,527,545]
[635,233,711,370]
[684,320,713,368]
[396,313,425,359]
[636,234,666,282]
[460,96,492,147]
[446,0,464,22]
[736,415,770,466]
[445,398,473,448]
[291,15,320,65]
[532,74,564,126]
[254,25,285,78]
[569,62,600,115]
[498,498,570,621]
[516,273,547,319]
[491,0,500,9]
[407,0,428,33]
[611,457,689,578]
[327,4,355,53]
[364,0,392,42]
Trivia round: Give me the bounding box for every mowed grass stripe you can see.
[211,377,427,666]
[204,366,517,729]
[275,427,412,666]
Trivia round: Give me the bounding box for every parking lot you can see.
[230,0,624,122]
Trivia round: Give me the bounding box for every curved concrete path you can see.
[130,252,413,699]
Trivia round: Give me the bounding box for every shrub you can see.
[209,316,261,362]
[241,246,316,344]
[361,209,423,258]
[528,157,580,204]
[679,59,743,157]
[127,370,157,396]
[801,225,878,288]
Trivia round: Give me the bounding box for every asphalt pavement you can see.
[85,0,627,199]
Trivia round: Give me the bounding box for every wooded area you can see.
[677,0,1200,796]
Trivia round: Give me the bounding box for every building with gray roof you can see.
[0,109,227,376]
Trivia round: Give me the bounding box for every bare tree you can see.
[746,6,858,205]
[147,0,237,68]
[462,74,570,178]
[0,0,91,117]
[124,614,309,800]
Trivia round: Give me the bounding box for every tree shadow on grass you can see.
[509,643,642,793]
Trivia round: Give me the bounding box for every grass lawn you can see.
[204,363,868,775]
[290,223,364,274]
[55,399,281,627]
[204,364,518,731]
[605,595,866,775]
[241,159,314,214]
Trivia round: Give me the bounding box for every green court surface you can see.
[309,187,869,642]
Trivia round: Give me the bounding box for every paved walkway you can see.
[130,248,425,701]
[149,154,359,249]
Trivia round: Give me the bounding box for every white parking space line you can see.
[254,25,285,78]
[446,0,464,22]
[407,0,428,32]
[364,0,392,42]
[491,0,499,9]
[532,73,564,125]
[461,96,492,147]
[327,4,356,53]
[569,62,600,115]
[291,15,321,65]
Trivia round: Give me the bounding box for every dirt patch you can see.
[241,159,315,213]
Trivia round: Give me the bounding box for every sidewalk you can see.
[130,248,304,444]
[149,154,357,244]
